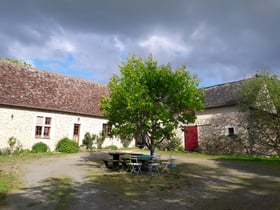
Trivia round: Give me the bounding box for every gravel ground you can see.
[1,152,280,210]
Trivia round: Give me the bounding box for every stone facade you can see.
[195,105,252,155]
[0,106,126,151]
[0,61,128,152]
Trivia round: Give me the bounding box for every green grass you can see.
[0,151,70,163]
[87,169,191,201]
[0,171,14,205]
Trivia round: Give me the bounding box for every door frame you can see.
[73,123,80,144]
[184,125,198,151]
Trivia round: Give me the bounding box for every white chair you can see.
[129,155,142,174]
[161,155,172,173]
[148,154,161,174]
[124,157,133,172]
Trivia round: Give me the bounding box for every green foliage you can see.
[32,142,49,153]
[0,57,32,67]
[96,132,106,149]
[82,132,105,150]
[158,136,183,151]
[82,132,96,150]
[7,137,17,147]
[169,136,182,151]
[56,138,79,153]
[100,54,204,155]
[104,145,118,150]
[177,146,185,152]
[7,137,23,154]
[0,171,13,205]
[117,133,133,148]
[240,71,280,156]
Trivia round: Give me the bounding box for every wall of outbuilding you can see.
[0,106,126,151]
[188,106,252,155]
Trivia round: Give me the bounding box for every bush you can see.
[82,132,96,150]
[96,132,105,149]
[32,142,48,153]
[56,138,79,153]
[177,146,185,152]
[159,136,182,151]
[8,137,17,148]
[104,145,118,150]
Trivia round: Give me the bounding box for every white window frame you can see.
[35,116,52,139]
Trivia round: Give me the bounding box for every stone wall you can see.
[195,106,252,155]
[0,106,126,151]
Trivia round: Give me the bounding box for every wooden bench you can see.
[103,159,125,169]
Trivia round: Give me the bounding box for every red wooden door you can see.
[184,126,198,151]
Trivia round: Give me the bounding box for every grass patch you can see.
[25,177,77,210]
[0,171,14,205]
[0,152,79,164]
[215,154,280,165]
[48,178,76,210]
[87,166,192,202]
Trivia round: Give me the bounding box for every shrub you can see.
[104,145,118,150]
[96,132,105,149]
[56,138,79,153]
[32,142,48,153]
[82,132,97,150]
[177,145,185,152]
[7,137,17,148]
[159,136,182,151]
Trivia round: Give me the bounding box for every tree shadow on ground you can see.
[214,157,280,177]
[2,152,280,210]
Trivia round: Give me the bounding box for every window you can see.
[102,123,112,137]
[35,116,51,138]
[225,126,236,136]
[228,127,235,136]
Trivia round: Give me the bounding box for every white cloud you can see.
[139,35,191,56]
[1,0,280,87]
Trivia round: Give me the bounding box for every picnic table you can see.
[103,152,126,169]
[103,152,158,172]
[103,152,145,169]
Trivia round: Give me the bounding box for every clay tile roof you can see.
[204,80,243,108]
[0,61,109,117]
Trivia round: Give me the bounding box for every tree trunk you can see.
[149,144,155,156]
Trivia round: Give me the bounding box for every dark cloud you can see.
[0,0,279,87]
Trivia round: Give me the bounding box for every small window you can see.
[102,123,112,137]
[228,127,235,136]
[35,116,51,138]
[45,117,51,125]
[225,126,236,136]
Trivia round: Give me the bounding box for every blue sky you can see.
[1,0,280,87]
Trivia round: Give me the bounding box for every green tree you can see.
[240,72,280,156]
[100,55,204,155]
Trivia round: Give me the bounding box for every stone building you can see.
[0,61,124,151]
[193,81,252,155]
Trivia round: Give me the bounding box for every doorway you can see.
[73,124,80,143]
[184,126,198,151]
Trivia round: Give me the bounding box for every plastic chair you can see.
[161,155,172,173]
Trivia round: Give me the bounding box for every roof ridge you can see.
[0,60,108,88]
[204,79,245,90]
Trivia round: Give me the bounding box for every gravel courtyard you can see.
[1,152,280,210]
